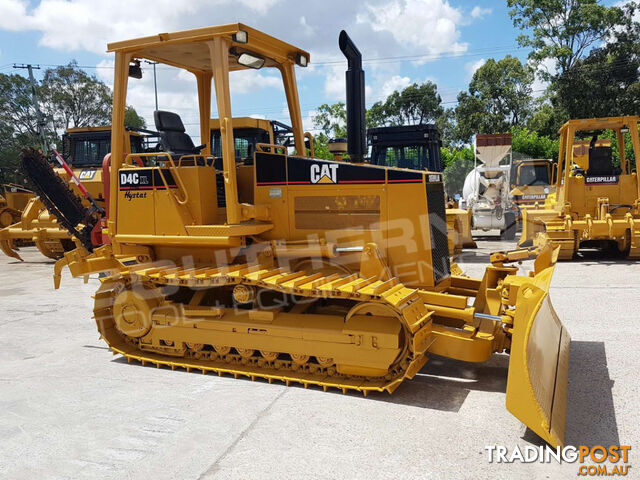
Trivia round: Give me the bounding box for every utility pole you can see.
[13,64,48,152]
[144,60,159,111]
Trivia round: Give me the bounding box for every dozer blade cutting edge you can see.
[503,247,570,447]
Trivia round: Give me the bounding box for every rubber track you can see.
[20,148,96,251]
[93,264,434,395]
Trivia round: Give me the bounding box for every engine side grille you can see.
[425,181,451,284]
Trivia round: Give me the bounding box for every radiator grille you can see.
[425,182,451,284]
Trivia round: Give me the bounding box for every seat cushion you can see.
[161,131,197,155]
[154,110,186,133]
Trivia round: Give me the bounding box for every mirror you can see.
[237,52,265,69]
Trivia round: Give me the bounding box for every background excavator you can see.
[520,117,640,259]
[51,24,569,447]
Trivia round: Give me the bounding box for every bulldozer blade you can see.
[505,263,570,447]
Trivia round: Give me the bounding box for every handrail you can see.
[304,131,315,157]
[256,143,288,155]
[124,152,189,205]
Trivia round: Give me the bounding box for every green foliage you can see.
[312,102,347,138]
[442,147,474,196]
[436,108,455,147]
[41,61,112,130]
[511,126,559,160]
[366,101,386,129]
[0,73,43,183]
[454,56,534,143]
[312,132,333,160]
[551,22,640,119]
[368,82,443,127]
[440,145,473,169]
[0,73,40,137]
[598,129,637,170]
[526,101,565,138]
[124,106,146,129]
[508,0,628,77]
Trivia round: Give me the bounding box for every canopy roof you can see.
[559,116,640,134]
[107,23,310,73]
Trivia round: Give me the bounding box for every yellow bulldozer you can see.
[510,158,556,214]
[0,183,34,230]
[54,24,570,446]
[520,117,640,259]
[0,126,156,261]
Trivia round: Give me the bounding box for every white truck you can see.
[459,133,517,240]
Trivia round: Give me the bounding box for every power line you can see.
[312,45,527,66]
[16,44,526,72]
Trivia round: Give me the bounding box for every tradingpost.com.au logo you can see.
[485,445,631,476]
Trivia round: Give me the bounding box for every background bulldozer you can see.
[520,117,640,259]
[367,124,476,255]
[0,126,157,261]
[56,24,569,447]
[510,158,556,219]
[0,183,34,231]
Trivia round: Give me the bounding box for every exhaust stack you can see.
[339,30,366,162]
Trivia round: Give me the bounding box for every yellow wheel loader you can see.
[0,127,156,261]
[520,117,640,259]
[55,24,570,446]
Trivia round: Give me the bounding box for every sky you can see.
[0,0,564,142]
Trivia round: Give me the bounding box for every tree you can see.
[0,73,40,138]
[511,126,559,160]
[371,82,443,127]
[454,56,534,143]
[436,108,455,147]
[0,73,45,184]
[551,25,640,119]
[366,101,386,129]
[312,102,347,138]
[442,147,474,197]
[312,101,389,138]
[311,132,333,160]
[508,0,629,77]
[124,106,146,129]
[527,100,565,138]
[40,61,112,130]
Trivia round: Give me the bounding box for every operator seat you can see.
[587,137,618,176]
[154,110,205,157]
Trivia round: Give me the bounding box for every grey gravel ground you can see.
[1,234,638,479]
